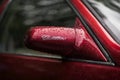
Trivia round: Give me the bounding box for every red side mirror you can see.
[25,27,75,56]
[25,26,107,61]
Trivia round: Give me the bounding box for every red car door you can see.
[0,0,120,80]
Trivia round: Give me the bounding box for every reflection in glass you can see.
[87,0,120,44]
[0,0,76,55]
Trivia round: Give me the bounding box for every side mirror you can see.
[25,26,107,61]
[25,27,75,56]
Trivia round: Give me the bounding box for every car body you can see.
[0,0,11,21]
[0,0,120,80]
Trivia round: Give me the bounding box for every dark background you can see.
[0,0,76,56]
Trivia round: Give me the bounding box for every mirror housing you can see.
[25,26,107,61]
[25,27,75,56]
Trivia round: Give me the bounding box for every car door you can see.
[0,0,120,80]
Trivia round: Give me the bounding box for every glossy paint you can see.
[25,27,76,55]
[0,0,120,80]
[25,25,106,61]
[0,54,120,80]
[71,0,120,66]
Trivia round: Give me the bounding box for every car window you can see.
[0,0,76,54]
[85,0,120,44]
[0,0,3,4]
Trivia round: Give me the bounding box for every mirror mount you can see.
[25,26,107,61]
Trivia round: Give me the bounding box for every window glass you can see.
[0,0,3,4]
[0,0,76,55]
[86,0,120,44]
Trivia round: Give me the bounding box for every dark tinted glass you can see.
[0,0,3,4]
[0,0,76,55]
[86,0,120,44]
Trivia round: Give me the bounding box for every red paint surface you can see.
[0,54,120,80]
[71,0,120,66]
[25,27,75,55]
[25,25,106,61]
[1,0,120,80]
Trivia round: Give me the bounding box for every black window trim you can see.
[82,0,120,44]
[0,0,115,66]
[65,0,114,66]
